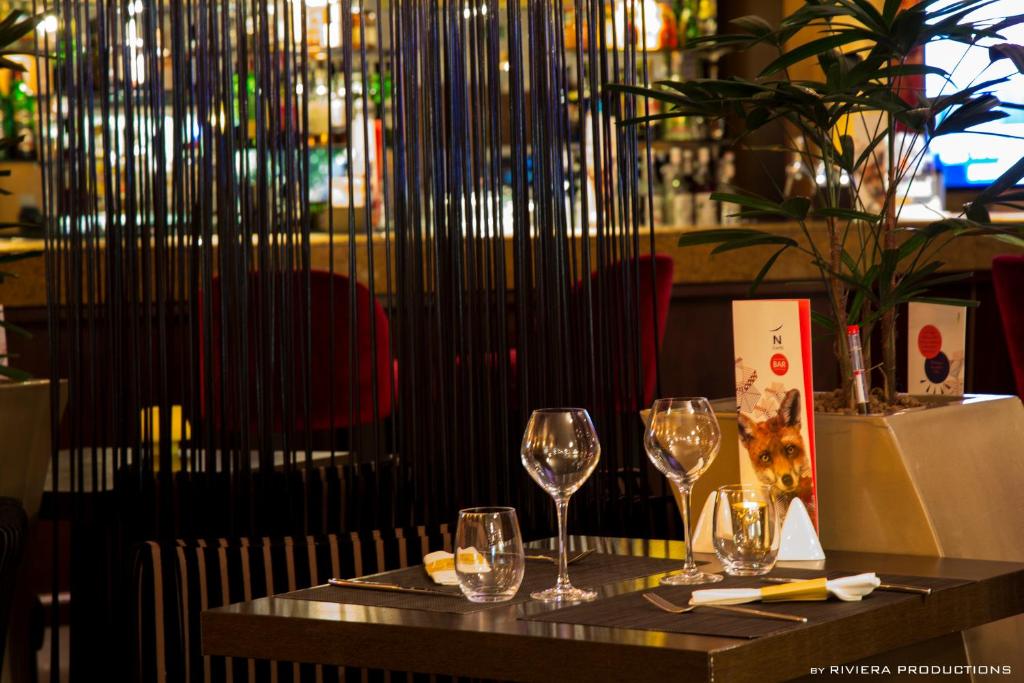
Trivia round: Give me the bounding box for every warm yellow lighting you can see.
[37,15,58,33]
[613,0,664,51]
[140,405,192,473]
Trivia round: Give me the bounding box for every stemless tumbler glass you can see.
[521,408,600,602]
[644,397,723,585]
[454,507,525,603]
[712,485,781,576]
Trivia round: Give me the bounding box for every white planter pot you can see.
[699,394,1024,672]
[0,379,66,522]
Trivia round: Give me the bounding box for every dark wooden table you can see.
[201,537,1024,682]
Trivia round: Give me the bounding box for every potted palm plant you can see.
[615,0,1024,667]
[616,0,1024,410]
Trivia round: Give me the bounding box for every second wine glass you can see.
[644,397,723,585]
[521,408,600,602]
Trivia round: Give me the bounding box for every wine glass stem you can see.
[677,481,697,572]
[555,497,571,590]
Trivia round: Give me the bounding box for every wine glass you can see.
[521,408,600,602]
[644,397,723,585]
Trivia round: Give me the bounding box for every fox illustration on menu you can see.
[733,300,819,530]
[738,388,816,521]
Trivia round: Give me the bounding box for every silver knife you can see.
[761,576,932,596]
[327,578,465,598]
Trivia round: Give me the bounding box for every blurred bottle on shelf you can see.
[697,0,717,36]
[704,106,724,140]
[358,9,378,49]
[813,156,855,208]
[675,148,697,226]
[895,133,945,218]
[564,7,578,50]
[369,63,393,145]
[665,147,697,227]
[661,52,690,141]
[328,67,348,130]
[784,136,816,200]
[308,66,330,140]
[638,154,653,226]
[657,1,679,50]
[582,103,602,226]
[676,0,699,44]
[10,71,35,160]
[0,86,9,161]
[649,152,666,226]
[660,147,680,225]
[693,146,717,225]
[718,150,740,224]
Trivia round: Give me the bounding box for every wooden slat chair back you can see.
[0,497,28,671]
[133,526,458,683]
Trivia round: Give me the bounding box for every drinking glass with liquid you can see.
[712,485,781,576]
[455,507,525,603]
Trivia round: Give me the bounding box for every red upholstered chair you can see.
[464,254,673,412]
[993,254,1024,398]
[202,270,394,433]
[577,253,675,410]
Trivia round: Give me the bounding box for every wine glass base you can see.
[661,570,723,586]
[530,585,597,603]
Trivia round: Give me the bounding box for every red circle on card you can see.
[770,353,789,376]
[917,325,942,359]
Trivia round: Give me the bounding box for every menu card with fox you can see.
[732,299,819,530]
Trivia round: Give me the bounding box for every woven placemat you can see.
[521,568,971,639]
[277,552,688,614]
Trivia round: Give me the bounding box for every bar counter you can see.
[2,219,1022,307]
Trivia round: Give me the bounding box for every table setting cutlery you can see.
[688,574,881,607]
[642,592,808,623]
[761,576,932,596]
[326,578,463,598]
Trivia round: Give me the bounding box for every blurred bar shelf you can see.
[3,218,1022,308]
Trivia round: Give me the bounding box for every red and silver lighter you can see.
[847,325,870,414]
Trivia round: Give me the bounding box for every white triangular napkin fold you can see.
[690,572,880,605]
[777,498,825,561]
[691,494,823,560]
[690,493,716,554]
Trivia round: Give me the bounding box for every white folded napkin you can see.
[423,548,491,586]
[825,573,882,601]
[424,550,459,585]
[690,573,881,606]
